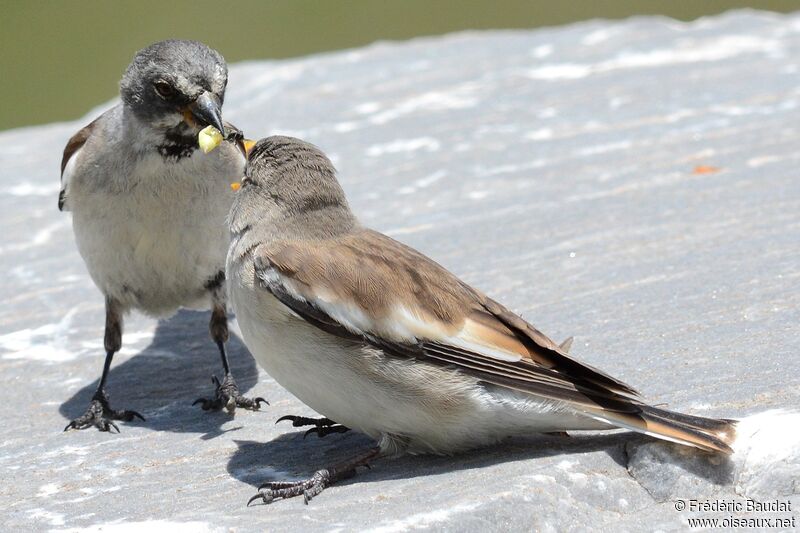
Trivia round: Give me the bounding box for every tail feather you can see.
[641,405,737,435]
[585,405,737,454]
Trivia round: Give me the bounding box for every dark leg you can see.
[193,272,267,413]
[248,447,381,506]
[276,415,350,439]
[64,298,144,432]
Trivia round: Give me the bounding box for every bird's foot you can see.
[64,389,144,433]
[247,447,380,506]
[276,415,350,439]
[193,373,268,414]
[248,469,342,505]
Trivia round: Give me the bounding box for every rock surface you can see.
[1,10,799,532]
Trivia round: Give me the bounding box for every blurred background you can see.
[1,0,796,131]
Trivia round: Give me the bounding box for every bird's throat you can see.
[157,122,199,160]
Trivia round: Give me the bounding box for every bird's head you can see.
[229,136,357,240]
[120,39,227,136]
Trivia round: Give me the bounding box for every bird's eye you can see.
[154,81,175,98]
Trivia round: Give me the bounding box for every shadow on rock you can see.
[59,309,264,438]
[624,440,737,501]
[227,427,730,491]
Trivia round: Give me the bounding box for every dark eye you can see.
[154,81,175,98]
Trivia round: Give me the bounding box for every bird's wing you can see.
[252,228,640,414]
[59,117,100,211]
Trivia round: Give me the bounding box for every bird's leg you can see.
[193,272,267,413]
[248,446,380,506]
[64,298,144,433]
[276,415,350,438]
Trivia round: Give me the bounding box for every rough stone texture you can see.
[1,9,799,532]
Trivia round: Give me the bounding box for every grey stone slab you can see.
[1,9,799,532]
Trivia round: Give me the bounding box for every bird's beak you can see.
[188,92,225,136]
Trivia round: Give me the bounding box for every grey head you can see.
[120,40,228,150]
[229,136,358,241]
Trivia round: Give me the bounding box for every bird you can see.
[60,39,266,433]
[226,136,737,505]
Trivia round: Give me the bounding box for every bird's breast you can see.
[69,148,241,314]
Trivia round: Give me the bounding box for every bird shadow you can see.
[227,427,735,493]
[59,309,264,438]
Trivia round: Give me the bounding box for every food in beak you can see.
[198,125,223,153]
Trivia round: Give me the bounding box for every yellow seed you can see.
[198,125,223,153]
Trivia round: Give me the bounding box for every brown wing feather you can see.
[61,118,99,177]
[477,299,639,396]
[258,247,640,415]
[265,228,475,327]
[255,233,736,454]
[59,117,101,211]
[260,228,636,397]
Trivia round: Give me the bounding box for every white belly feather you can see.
[70,150,239,315]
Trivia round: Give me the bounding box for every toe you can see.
[193,397,221,411]
[247,492,272,506]
[235,396,268,411]
[112,409,145,422]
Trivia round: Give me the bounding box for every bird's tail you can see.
[585,404,738,454]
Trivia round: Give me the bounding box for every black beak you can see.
[189,92,225,135]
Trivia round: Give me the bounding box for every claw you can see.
[276,415,321,427]
[235,396,268,410]
[247,492,270,506]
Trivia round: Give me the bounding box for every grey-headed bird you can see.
[60,40,265,432]
[227,136,736,505]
